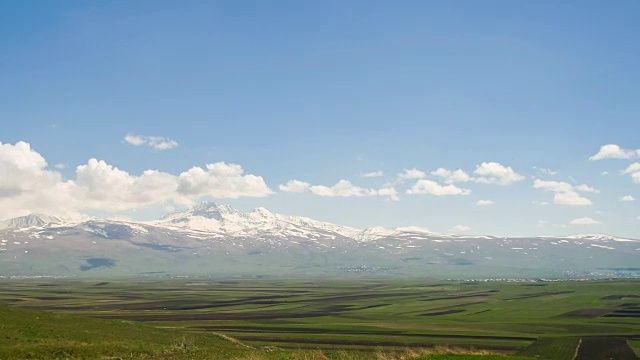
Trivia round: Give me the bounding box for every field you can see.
[0,278,638,359]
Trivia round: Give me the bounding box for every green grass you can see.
[0,305,253,359]
[629,340,640,356]
[515,337,580,360]
[0,278,639,359]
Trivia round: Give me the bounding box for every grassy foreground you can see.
[0,278,638,359]
[0,305,519,360]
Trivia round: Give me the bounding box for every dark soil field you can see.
[574,337,638,360]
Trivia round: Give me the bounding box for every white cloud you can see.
[377,187,400,201]
[575,184,599,193]
[54,163,67,169]
[476,200,495,206]
[362,171,383,178]
[0,141,78,219]
[474,162,524,185]
[150,137,179,150]
[431,168,473,183]
[398,168,426,180]
[620,195,636,202]
[589,144,640,160]
[278,178,398,200]
[124,134,179,150]
[309,181,371,197]
[623,163,640,174]
[0,141,272,220]
[279,180,311,193]
[406,179,471,196]
[533,179,592,206]
[601,171,609,175]
[569,217,600,225]
[533,180,573,193]
[622,163,640,183]
[176,162,273,199]
[124,134,146,146]
[453,225,470,232]
[308,179,398,200]
[534,167,557,176]
[553,191,593,206]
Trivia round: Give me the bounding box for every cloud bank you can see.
[0,141,271,220]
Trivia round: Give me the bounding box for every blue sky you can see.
[1,1,639,238]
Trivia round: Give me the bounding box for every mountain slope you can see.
[0,202,638,278]
[0,214,63,230]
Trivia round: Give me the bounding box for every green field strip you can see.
[629,339,640,357]
[515,337,580,360]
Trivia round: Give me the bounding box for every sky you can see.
[1,0,639,238]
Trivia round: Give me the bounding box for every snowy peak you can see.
[189,201,237,220]
[154,202,360,239]
[562,234,639,242]
[152,203,639,243]
[0,214,63,229]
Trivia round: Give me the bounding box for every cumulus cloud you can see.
[124,134,146,146]
[310,180,383,198]
[589,144,640,160]
[575,184,599,193]
[279,180,311,193]
[362,171,383,178]
[620,195,636,202]
[406,179,471,196]
[533,179,592,206]
[623,163,640,174]
[124,133,179,150]
[431,168,473,183]
[453,225,470,232]
[474,162,524,185]
[398,168,426,180]
[476,200,495,206]
[377,187,400,201]
[176,162,272,199]
[309,181,370,197]
[569,217,600,225]
[0,141,78,219]
[622,163,640,183]
[279,179,399,200]
[0,141,272,220]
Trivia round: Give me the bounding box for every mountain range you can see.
[1,202,638,279]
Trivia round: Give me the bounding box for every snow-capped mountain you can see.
[0,214,64,230]
[155,202,361,240]
[0,202,638,278]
